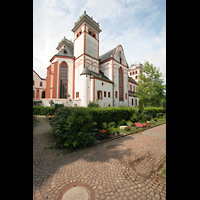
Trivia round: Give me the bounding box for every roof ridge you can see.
[99,46,117,58]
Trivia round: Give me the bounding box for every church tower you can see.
[72,11,102,106]
[72,11,101,73]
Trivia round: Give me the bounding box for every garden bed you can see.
[93,118,166,144]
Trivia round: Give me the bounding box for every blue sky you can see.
[33,0,166,84]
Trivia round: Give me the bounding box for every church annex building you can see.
[33,11,139,107]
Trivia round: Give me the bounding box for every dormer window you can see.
[89,31,91,35]
[93,34,96,38]
[64,50,67,54]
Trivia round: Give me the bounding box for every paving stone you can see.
[33,119,166,200]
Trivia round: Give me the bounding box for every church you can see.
[34,11,139,107]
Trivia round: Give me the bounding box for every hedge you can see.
[88,107,165,129]
[33,106,165,125]
[33,106,55,115]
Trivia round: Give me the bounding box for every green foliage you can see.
[55,103,64,110]
[87,101,99,107]
[156,112,163,118]
[103,122,107,129]
[137,60,166,107]
[118,119,127,126]
[137,111,148,122]
[127,120,133,126]
[51,107,94,150]
[130,113,138,123]
[108,121,116,128]
[138,98,144,112]
[143,107,165,118]
[106,127,116,135]
[33,105,55,115]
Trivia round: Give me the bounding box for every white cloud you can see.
[33,0,166,83]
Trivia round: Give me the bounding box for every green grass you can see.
[161,156,166,175]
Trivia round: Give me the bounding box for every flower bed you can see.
[95,118,166,142]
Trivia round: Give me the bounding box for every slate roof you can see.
[81,66,113,83]
[128,76,138,85]
[128,90,137,97]
[99,47,117,63]
[56,45,74,57]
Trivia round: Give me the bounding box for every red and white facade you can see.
[33,11,139,107]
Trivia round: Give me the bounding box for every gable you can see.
[56,45,74,57]
[112,45,128,68]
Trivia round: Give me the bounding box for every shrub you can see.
[143,107,165,118]
[88,101,99,107]
[118,119,127,126]
[137,111,148,122]
[124,126,131,131]
[130,113,138,123]
[33,105,55,115]
[106,127,116,135]
[97,129,107,137]
[108,121,116,128]
[55,103,64,110]
[138,98,144,112]
[127,120,133,126]
[51,107,94,150]
[153,118,158,122]
[103,122,107,129]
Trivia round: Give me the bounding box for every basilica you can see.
[33,11,139,107]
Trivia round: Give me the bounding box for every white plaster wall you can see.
[95,79,113,107]
[80,74,91,107]
[129,97,135,107]
[113,46,128,67]
[85,34,98,60]
[128,82,137,92]
[100,60,112,80]
[75,58,83,102]
[85,55,99,73]
[74,33,84,58]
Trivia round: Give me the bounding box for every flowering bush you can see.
[49,115,53,120]
[97,129,108,138]
[125,126,131,131]
[99,129,106,134]
[135,122,143,128]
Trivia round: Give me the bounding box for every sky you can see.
[33,0,166,84]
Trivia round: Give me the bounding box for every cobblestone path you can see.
[33,117,166,200]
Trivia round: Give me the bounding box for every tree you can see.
[137,60,165,107]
